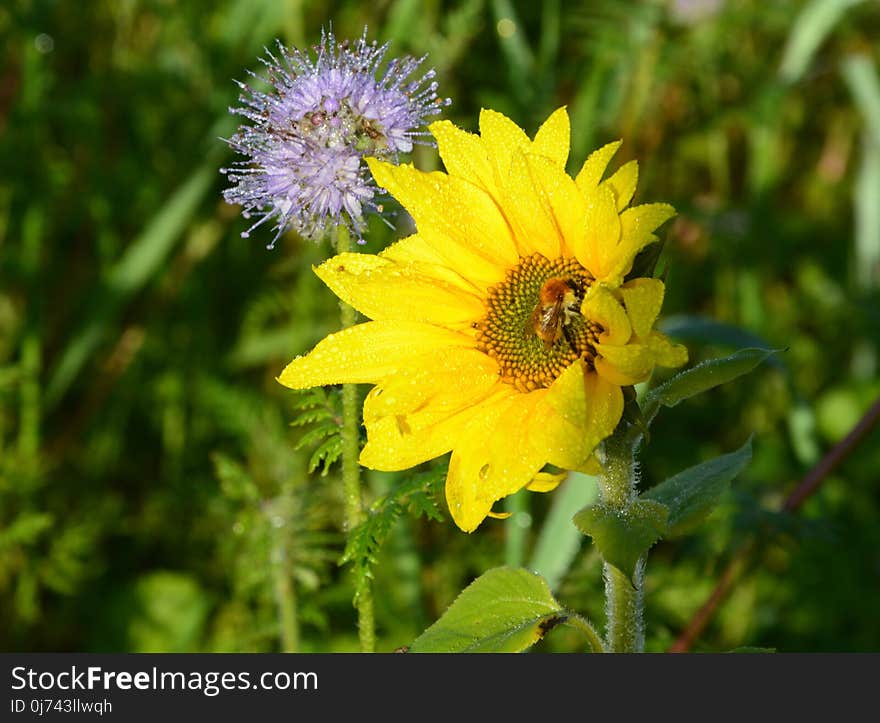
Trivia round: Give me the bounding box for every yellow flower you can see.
[279,108,687,532]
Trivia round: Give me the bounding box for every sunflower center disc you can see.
[475,253,601,392]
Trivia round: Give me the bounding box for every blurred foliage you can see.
[1,0,879,652]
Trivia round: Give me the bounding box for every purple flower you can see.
[221,28,449,247]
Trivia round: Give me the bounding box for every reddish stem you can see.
[668,395,880,653]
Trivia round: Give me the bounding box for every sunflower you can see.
[278,108,686,532]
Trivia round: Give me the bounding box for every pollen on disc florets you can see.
[475,253,602,392]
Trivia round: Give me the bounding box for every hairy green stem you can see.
[566,613,606,653]
[603,558,645,653]
[335,226,376,653]
[598,429,644,652]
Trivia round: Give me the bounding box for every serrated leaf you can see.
[290,407,335,426]
[644,438,752,536]
[341,468,446,604]
[288,387,329,409]
[645,347,778,411]
[409,567,565,653]
[573,499,669,580]
[294,421,339,451]
[308,436,343,475]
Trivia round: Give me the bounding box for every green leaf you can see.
[409,567,565,653]
[659,316,784,370]
[307,435,343,475]
[644,347,778,415]
[644,438,752,537]
[572,499,669,580]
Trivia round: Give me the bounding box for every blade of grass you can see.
[491,0,535,105]
[842,55,880,289]
[528,472,598,591]
[778,0,864,83]
[45,161,217,408]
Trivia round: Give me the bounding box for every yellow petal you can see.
[363,347,499,419]
[582,371,625,444]
[531,107,570,168]
[526,471,568,492]
[575,140,622,192]
[535,361,617,470]
[360,391,500,471]
[598,202,675,282]
[647,331,689,368]
[579,454,602,475]
[595,343,654,386]
[446,391,548,532]
[358,348,504,470]
[315,253,484,328]
[380,233,480,294]
[523,153,588,259]
[540,362,625,468]
[486,510,512,520]
[581,285,632,346]
[579,184,622,283]
[501,150,561,258]
[620,202,676,239]
[479,108,531,183]
[603,159,639,211]
[381,232,448,267]
[618,204,675,264]
[367,159,517,287]
[621,277,665,338]
[277,321,473,388]
[429,119,495,191]
[538,361,592,469]
[360,405,470,471]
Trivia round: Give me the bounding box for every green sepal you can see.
[621,386,651,442]
[644,437,752,536]
[408,567,565,653]
[573,499,669,581]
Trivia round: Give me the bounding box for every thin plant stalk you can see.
[334,225,376,653]
[271,532,300,653]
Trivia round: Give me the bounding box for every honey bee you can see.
[531,277,581,348]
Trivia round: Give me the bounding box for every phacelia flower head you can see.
[221,27,450,247]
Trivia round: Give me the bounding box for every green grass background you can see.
[2,0,879,652]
